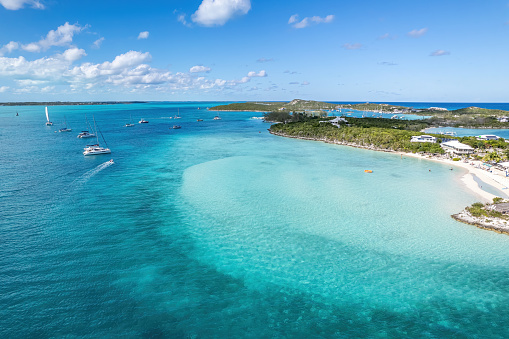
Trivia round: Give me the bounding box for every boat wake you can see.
[71,160,114,188]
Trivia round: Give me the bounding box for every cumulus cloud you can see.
[21,22,84,52]
[190,65,211,73]
[342,43,362,50]
[430,49,450,56]
[0,41,19,56]
[137,31,149,40]
[92,37,105,49]
[247,70,267,77]
[407,27,428,38]
[0,86,9,92]
[0,0,44,10]
[289,14,334,29]
[192,0,251,26]
[60,47,86,62]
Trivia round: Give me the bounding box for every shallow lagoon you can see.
[2,102,509,337]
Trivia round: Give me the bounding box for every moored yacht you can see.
[77,130,96,138]
[83,116,111,156]
[83,144,111,156]
[45,107,53,126]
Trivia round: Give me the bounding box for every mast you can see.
[45,107,49,122]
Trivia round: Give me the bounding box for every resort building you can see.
[476,134,500,141]
[441,140,474,155]
[410,135,436,143]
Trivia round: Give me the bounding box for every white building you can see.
[429,107,448,111]
[476,134,500,141]
[410,135,437,143]
[441,140,474,155]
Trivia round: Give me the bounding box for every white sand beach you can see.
[401,153,509,202]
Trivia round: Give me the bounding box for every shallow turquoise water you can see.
[2,103,509,337]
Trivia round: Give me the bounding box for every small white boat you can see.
[45,107,53,126]
[213,115,222,120]
[173,108,182,119]
[77,130,95,138]
[139,118,149,123]
[125,114,135,127]
[59,116,72,132]
[172,125,181,129]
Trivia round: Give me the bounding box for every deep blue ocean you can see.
[3,102,509,338]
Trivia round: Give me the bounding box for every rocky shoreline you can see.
[452,210,509,235]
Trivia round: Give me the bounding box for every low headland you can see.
[231,103,509,236]
[212,99,509,129]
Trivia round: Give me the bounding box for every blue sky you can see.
[0,0,508,102]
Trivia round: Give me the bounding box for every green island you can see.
[211,99,509,129]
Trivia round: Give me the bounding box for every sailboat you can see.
[59,116,72,132]
[124,114,135,127]
[213,112,221,120]
[83,116,111,156]
[77,115,96,138]
[174,108,181,119]
[45,107,53,126]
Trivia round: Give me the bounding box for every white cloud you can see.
[192,0,251,26]
[407,27,428,38]
[0,86,9,92]
[257,57,273,63]
[92,37,105,49]
[342,43,362,50]
[289,14,334,29]
[430,49,450,56]
[138,31,149,40]
[21,22,84,52]
[288,14,299,24]
[0,0,44,10]
[0,41,19,56]
[190,65,211,73]
[177,13,191,27]
[247,70,267,77]
[61,48,86,62]
[378,33,397,40]
[301,81,310,85]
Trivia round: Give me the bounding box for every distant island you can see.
[211,99,509,129]
[0,101,147,106]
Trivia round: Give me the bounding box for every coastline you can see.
[269,130,509,202]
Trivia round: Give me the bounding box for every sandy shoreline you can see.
[270,130,509,202]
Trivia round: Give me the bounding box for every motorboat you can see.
[197,119,203,121]
[213,116,222,120]
[139,118,149,123]
[172,125,181,129]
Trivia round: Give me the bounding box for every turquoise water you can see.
[3,102,509,337]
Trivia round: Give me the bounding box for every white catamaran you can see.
[45,107,53,126]
[83,117,111,156]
